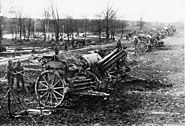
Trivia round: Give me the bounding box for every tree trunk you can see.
[0,17,5,52]
[98,19,101,42]
[19,18,22,40]
[0,18,2,47]
[106,25,109,40]
[27,18,31,41]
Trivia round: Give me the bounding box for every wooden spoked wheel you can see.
[35,71,67,108]
[136,41,148,54]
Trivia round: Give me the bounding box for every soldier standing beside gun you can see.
[14,61,25,90]
[6,60,15,89]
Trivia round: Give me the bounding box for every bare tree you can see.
[102,4,117,40]
[0,12,2,50]
[83,17,88,38]
[64,16,73,50]
[26,17,32,41]
[21,17,32,41]
[51,4,60,43]
[72,19,79,35]
[8,8,17,40]
[95,14,102,42]
[121,20,126,38]
[22,18,26,40]
[66,16,70,49]
[110,23,116,40]
[42,10,50,41]
[66,16,74,38]
[0,0,5,51]
[15,10,23,40]
[8,7,21,40]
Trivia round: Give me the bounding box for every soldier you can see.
[6,59,15,89]
[55,45,59,55]
[14,60,25,90]
[115,39,122,50]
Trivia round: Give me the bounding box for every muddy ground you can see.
[0,28,184,125]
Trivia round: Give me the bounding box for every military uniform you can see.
[6,60,15,88]
[14,61,24,89]
[55,46,59,55]
[115,39,122,50]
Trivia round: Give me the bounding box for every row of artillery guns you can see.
[133,31,166,54]
[126,25,176,54]
[35,46,130,108]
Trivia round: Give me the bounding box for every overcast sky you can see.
[1,0,184,22]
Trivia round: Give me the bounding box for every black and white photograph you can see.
[0,0,184,125]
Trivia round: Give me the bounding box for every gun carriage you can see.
[134,32,165,54]
[35,47,130,108]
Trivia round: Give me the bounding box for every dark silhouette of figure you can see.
[55,45,59,55]
[14,61,24,90]
[6,60,15,89]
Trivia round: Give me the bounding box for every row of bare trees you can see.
[7,8,34,41]
[1,4,128,45]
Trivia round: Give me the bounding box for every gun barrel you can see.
[97,48,119,65]
[98,49,127,72]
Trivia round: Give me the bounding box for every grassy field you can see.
[0,28,184,125]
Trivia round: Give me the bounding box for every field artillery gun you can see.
[134,32,164,54]
[35,47,130,108]
[150,33,165,48]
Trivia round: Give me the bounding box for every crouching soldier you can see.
[6,60,15,89]
[115,39,122,50]
[14,61,25,90]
